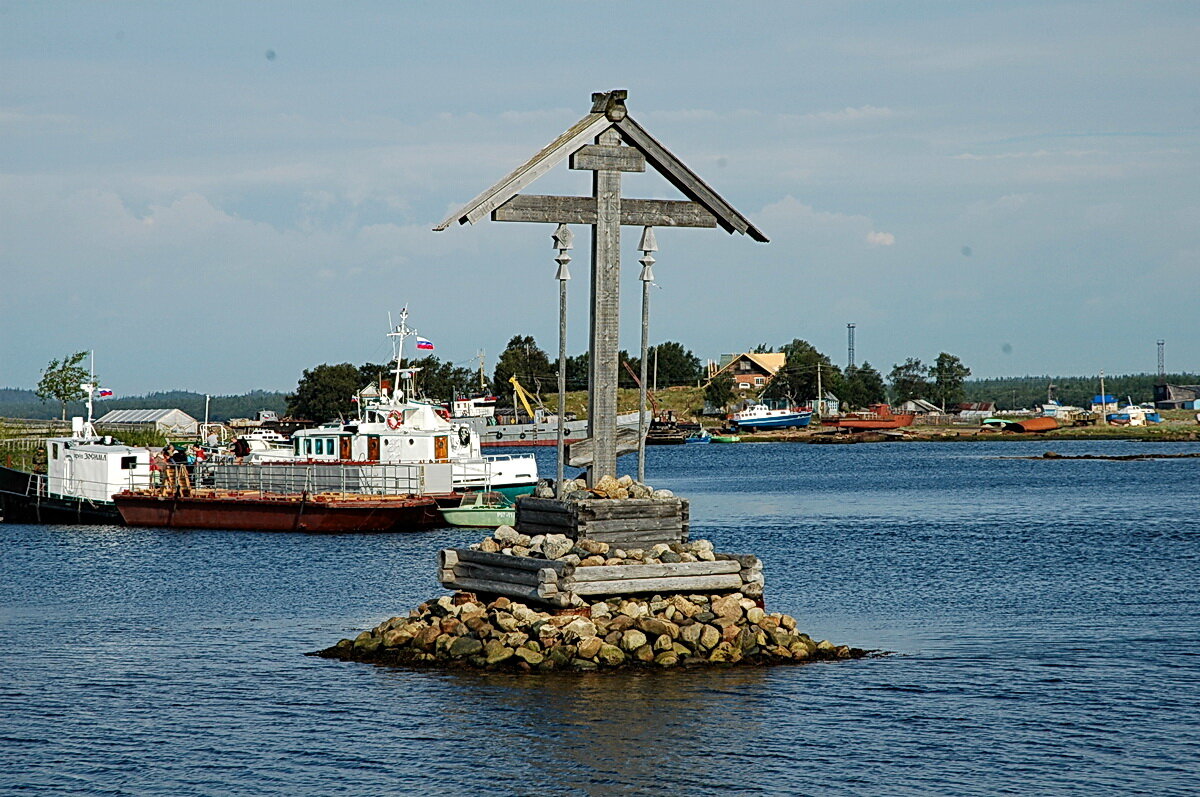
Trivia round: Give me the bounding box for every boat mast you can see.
[387,308,416,402]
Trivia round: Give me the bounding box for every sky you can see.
[1,2,1197,395]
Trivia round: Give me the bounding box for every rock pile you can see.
[315,591,866,671]
[534,475,673,501]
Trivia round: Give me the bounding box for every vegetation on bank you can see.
[4,335,1197,423]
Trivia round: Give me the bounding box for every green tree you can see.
[493,335,555,396]
[928,352,972,409]
[704,372,735,411]
[764,339,842,404]
[645,341,702,387]
[840,362,888,409]
[565,353,589,392]
[888,358,930,402]
[286,363,362,422]
[402,355,477,402]
[37,351,91,420]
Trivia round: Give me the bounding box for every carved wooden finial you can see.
[591,89,628,121]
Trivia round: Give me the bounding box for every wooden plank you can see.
[568,573,744,596]
[581,517,683,533]
[614,115,769,243]
[454,548,570,573]
[570,144,646,173]
[516,497,576,515]
[513,508,576,527]
[513,521,574,538]
[493,195,716,228]
[565,426,642,467]
[433,113,611,230]
[579,500,682,520]
[565,560,740,583]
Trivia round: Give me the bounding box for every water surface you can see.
[2,440,1197,794]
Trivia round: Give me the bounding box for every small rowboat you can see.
[438,491,516,528]
[710,435,741,444]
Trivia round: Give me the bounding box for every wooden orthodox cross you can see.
[436,90,767,483]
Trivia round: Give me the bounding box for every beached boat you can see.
[710,434,741,444]
[684,429,711,444]
[0,385,152,524]
[437,491,515,528]
[113,489,440,532]
[729,404,812,431]
[1015,416,1060,433]
[823,403,916,430]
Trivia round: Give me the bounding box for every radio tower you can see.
[847,323,856,370]
[1157,339,1165,382]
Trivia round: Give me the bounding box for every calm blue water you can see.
[2,440,1198,795]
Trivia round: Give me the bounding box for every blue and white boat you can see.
[730,403,812,430]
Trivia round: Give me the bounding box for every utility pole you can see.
[815,361,823,415]
[1099,370,1107,425]
[847,323,856,371]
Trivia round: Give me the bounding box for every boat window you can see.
[52,443,59,459]
[305,439,312,455]
[315,439,324,455]
[294,439,300,456]
[326,438,335,454]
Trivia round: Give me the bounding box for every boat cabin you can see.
[45,435,152,502]
[289,401,477,465]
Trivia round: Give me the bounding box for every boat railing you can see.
[191,461,431,499]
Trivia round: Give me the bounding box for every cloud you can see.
[802,105,896,123]
[866,231,895,246]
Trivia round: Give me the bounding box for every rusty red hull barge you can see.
[112,490,441,533]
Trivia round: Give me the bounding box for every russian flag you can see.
[97,388,114,397]
[415,337,434,351]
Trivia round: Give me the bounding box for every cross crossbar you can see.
[492,195,718,228]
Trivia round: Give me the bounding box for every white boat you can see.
[246,311,540,499]
[0,383,153,523]
[730,403,812,430]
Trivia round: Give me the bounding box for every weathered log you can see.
[454,563,554,588]
[568,573,744,596]
[439,574,569,606]
[452,548,570,573]
[564,559,740,583]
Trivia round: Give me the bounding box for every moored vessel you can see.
[729,403,812,431]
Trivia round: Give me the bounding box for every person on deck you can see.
[232,437,251,464]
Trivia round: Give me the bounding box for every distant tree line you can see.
[964,373,1200,410]
[0,387,288,422]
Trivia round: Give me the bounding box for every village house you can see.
[707,352,787,392]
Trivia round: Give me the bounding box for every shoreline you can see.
[734,425,1200,445]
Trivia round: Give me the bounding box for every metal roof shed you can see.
[96,408,199,436]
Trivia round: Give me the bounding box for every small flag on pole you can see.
[415,337,434,351]
[97,388,114,397]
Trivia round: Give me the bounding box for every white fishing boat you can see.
[246,311,540,499]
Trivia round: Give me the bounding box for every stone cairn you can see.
[315,475,867,671]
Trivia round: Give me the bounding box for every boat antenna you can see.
[387,307,415,402]
[79,350,97,439]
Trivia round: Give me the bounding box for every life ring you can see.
[457,426,471,446]
[519,432,526,440]
[386,410,404,429]
[494,431,503,440]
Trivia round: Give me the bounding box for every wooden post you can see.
[587,127,624,484]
